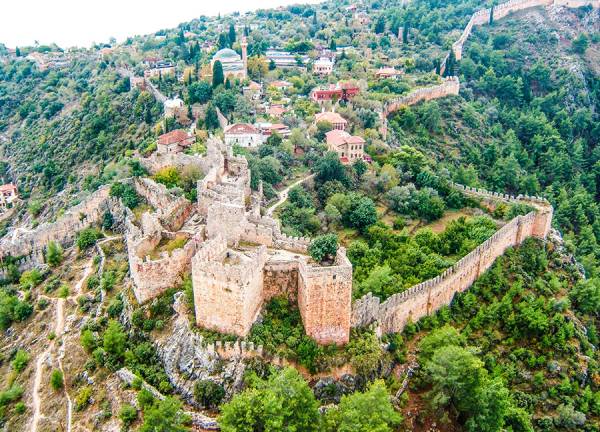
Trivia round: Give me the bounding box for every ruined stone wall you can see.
[384,77,460,117]
[206,202,247,246]
[0,186,114,264]
[263,259,300,302]
[133,178,193,232]
[139,152,217,177]
[298,248,353,345]
[351,184,553,335]
[192,235,267,336]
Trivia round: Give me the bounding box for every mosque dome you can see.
[213,48,241,61]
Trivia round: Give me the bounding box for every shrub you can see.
[119,403,138,427]
[46,241,64,267]
[77,228,103,250]
[308,234,338,263]
[110,182,140,209]
[194,379,225,408]
[50,369,64,391]
[74,386,93,411]
[11,350,29,373]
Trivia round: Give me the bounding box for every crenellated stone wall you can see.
[351,184,553,335]
[384,77,460,117]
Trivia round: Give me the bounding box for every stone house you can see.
[157,130,195,154]
[164,97,185,118]
[326,130,365,165]
[313,57,334,75]
[0,184,18,210]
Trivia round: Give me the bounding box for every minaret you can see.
[241,36,248,78]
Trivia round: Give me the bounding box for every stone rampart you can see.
[351,184,553,335]
[298,247,353,345]
[263,259,301,302]
[0,186,121,266]
[449,0,598,61]
[384,77,460,117]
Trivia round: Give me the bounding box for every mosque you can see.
[211,36,248,80]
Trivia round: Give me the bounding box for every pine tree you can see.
[205,104,219,130]
[212,60,224,87]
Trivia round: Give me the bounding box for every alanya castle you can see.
[2,0,597,350]
[0,131,553,347]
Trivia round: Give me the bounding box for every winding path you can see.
[266,173,315,216]
[30,237,120,432]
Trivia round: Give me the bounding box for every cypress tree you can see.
[490,4,495,25]
[228,23,236,46]
[403,22,410,43]
[212,60,224,87]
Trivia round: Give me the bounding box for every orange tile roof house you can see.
[326,130,366,165]
[315,111,348,131]
[157,130,195,154]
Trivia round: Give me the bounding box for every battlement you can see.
[351,184,553,335]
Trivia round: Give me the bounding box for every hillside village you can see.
[0,0,600,431]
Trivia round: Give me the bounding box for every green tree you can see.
[228,23,236,45]
[205,103,220,130]
[220,368,319,432]
[572,34,589,54]
[315,152,349,186]
[194,380,225,409]
[212,60,225,87]
[374,16,386,34]
[324,380,401,432]
[140,397,190,432]
[570,278,600,315]
[188,80,213,104]
[103,320,126,361]
[119,404,138,428]
[308,234,338,263]
[347,196,378,233]
[46,241,63,267]
[11,350,29,373]
[110,182,139,209]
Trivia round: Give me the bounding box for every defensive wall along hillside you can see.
[351,184,554,335]
[443,0,599,72]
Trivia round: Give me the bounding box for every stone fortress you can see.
[129,137,353,345]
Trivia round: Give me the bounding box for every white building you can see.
[313,57,334,76]
[164,97,184,118]
[224,123,265,148]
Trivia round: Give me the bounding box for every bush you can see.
[308,234,338,263]
[50,369,64,391]
[194,380,225,409]
[74,386,93,411]
[77,228,103,250]
[110,182,140,209]
[11,350,30,373]
[46,241,64,267]
[119,403,138,427]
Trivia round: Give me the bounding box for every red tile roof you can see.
[158,129,190,145]
[0,183,17,192]
[225,123,260,135]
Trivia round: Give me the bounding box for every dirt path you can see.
[266,173,315,216]
[30,254,95,432]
